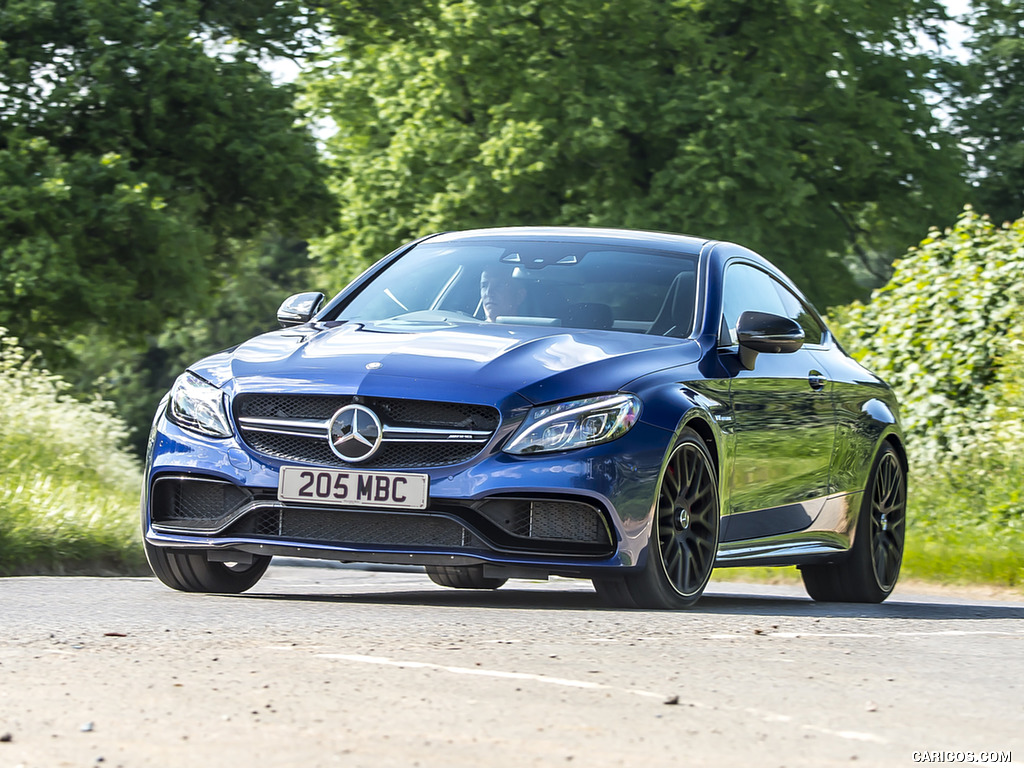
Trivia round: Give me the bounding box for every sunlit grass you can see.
[711,566,802,585]
[711,534,1024,595]
[711,468,1024,595]
[902,451,1024,591]
[0,329,146,575]
[901,524,1024,589]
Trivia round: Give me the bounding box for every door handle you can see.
[808,371,827,391]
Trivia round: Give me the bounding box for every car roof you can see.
[424,226,711,256]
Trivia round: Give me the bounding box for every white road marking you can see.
[802,725,887,744]
[314,652,888,745]
[316,653,661,696]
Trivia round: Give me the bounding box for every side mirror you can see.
[277,292,325,327]
[735,311,804,369]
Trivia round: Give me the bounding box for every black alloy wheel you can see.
[425,564,508,590]
[594,428,720,609]
[145,541,271,594]
[801,442,906,603]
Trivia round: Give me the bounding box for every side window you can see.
[720,264,787,344]
[772,282,826,346]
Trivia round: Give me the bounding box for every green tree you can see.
[0,0,334,362]
[304,0,966,306]
[954,0,1024,225]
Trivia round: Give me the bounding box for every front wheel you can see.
[593,429,720,609]
[801,443,906,603]
[145,541,271,594]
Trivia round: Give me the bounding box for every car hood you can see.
[191,320,700,405]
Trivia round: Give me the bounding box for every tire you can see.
[425,564,508,590]
[593,429,720,609]
[801,443,906,603]
[145,541,271,594]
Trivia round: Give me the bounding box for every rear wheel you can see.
[801,443,906,603]
[145,541,271,594]
[425,564,508,590]
[593,429,720,609]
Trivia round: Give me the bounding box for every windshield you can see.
[334,239,700,337]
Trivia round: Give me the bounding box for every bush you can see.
[834,207,1024,587]
[0,328,146,575]
[835,206,1024,465]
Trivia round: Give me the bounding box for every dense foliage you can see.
[0,328,144,574]
[955,0,1024,225]
[304,0,966,305]
[897,316,1023,587]
[834,207,1023,585]
[0,0,334,362]
[836,207,1024,464]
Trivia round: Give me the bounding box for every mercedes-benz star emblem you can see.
[328,404,383,462]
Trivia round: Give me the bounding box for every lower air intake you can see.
[230,508,486,550]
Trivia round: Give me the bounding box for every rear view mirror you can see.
[277,292,325,327]
[736,311,804,369]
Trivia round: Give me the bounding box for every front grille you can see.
[236,394,498,430]
[233,394,499,469]
[242,432,482,469]
[229,508,487,549]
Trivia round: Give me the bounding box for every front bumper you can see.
[143,413,671,576]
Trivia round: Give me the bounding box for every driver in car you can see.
[480,267,527,322]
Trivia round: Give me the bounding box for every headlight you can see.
[167,372,233,438]
[504,394,641,455]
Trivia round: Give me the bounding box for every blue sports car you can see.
[143,227,907,608]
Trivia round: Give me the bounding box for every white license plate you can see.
[278,467,429,510]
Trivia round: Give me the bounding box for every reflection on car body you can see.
[143,227,906,608]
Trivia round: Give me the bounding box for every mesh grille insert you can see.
[151,477,251,524]
[476,498,610,544]
[235,394,498,430]
[242,432,482,469]
[234,394,499,469]
[229,508,485,550]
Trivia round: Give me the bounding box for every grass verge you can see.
[712,526,1024,596]
[900,527,1024,589]
[0,474,147,576]
[0,328,147,576]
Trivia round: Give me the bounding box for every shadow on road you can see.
[223,585,1024,621]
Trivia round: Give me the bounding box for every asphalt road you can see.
[1,564,1022,767]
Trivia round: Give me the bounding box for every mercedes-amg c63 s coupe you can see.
[143,227,907,608]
